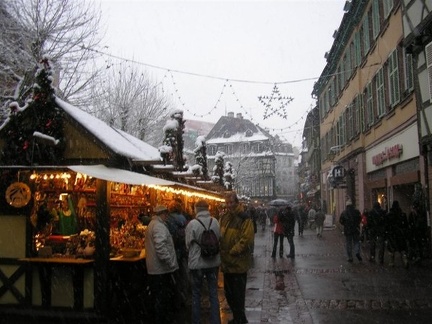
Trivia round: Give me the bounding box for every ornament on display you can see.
[5,182,32,208]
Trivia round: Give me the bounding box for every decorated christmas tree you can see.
[1,57,65,165]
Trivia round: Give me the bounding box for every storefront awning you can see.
[68,165,176,186]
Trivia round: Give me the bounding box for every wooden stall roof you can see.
[0,94,225,196]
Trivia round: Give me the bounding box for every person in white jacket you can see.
[185,200,221,324]
[145,205,179,324]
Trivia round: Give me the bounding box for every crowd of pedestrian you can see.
[144,191,429,323]
[339,198,429,269]
[145,191,254,324]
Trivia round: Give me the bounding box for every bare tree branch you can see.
[0,0,104,120]
[89,62,173,147]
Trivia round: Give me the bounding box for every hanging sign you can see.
[372,144,403,166]
[328,165,346,189]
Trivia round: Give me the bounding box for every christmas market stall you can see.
[0,62,224,322]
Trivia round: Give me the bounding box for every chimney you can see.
[227,112,234,118]
[236,113,243,119]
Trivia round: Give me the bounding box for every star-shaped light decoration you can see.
[258,84,294,119]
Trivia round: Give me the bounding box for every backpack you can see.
[194,218,219,258]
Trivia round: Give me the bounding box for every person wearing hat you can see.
[145,204,179,324]
[339,199,362,263]
[185,199,221,324]
[219,191,254,324]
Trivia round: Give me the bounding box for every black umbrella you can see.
[268,199,290,206]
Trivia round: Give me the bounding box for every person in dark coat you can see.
[271,208,285,258]
[280,205,296,258]
[297,204,307,236]
[314,207,325,237]
[385,200,409,268]
[407,202,428,264]
[367,201,386,264]
[339,200,362,263]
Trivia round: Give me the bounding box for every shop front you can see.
[0,165,222,321]
[365,124,420,213]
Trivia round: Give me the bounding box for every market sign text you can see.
[372,144,403,166]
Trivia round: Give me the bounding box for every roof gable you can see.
[206,115,273,144]
[0,96,162,166]
[57,98,161,162]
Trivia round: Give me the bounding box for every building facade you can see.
[298,107,321,208]
[205,112,296,202]
[313,0,419,218]
[273,135,297,201]
[402,0,432,224]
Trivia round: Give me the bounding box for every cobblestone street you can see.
[216,222,432,324]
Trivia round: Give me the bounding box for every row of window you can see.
[236,177,274,198]
[320,0,397,115]
[223,129,254,138]
[318,0,417,161]
[321,47,413,161]
[207,142,270,156]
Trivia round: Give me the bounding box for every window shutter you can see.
[426,41,432,103]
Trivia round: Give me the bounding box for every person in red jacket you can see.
[271,208,285,258]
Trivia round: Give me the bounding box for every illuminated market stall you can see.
[0,64,224,322]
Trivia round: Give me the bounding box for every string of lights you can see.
[83,46,337,141]
[84,46,326,85]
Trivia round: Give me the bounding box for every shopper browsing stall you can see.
[145,205,179,324]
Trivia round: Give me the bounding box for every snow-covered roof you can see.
[56,98,161,162]
[208,150,274,159]
[206,132,269,144]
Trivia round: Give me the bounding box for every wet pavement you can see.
[3,223,432,323]
[215,222,432,324]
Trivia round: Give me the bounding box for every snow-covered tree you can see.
[0,0,103,120]
[224,161,234,190]
[1,58,65,165]
[159,109,186,170]
[212,151,225,185]
[89,62,171,146]
[192,135,208,179]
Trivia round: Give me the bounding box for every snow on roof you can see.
[56,97,161,162]
[206,132,269,144]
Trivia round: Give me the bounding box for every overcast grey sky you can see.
[97,0,345,148]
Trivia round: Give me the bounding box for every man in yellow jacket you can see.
[220,191,255,324]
